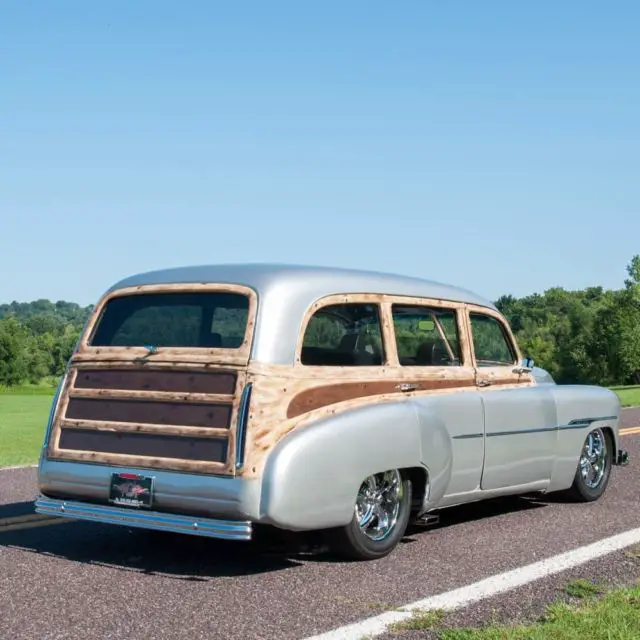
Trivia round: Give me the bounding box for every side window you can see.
[301,303,384,366]
[391,305,462,366]
[469,313,516,366]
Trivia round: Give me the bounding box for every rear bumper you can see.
[37,458,262,521]
[34,496,253,541]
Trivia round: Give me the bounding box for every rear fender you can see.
[259,399,451,531]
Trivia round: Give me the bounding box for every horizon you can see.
[0,256,635,308]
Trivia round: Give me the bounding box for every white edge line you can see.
[303,527,640,640]
[0,464,38,472]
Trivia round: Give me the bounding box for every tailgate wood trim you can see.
[74,368,238,394]
[60,419,232,438]
[47,366,249,475]
[68,388,236,404]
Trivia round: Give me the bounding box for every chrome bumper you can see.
[34,496,253,541]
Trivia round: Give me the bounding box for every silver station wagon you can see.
[36,264,630,560]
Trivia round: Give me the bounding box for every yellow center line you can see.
[620,426,640,436]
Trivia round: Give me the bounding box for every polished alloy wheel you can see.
[354,469,403,541]
[579,428,607,489]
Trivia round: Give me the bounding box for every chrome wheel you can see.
[355,469,403,541]
[579,428,607,489]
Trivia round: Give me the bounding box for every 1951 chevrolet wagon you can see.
[35,264,630,560]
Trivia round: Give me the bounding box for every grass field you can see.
[1,383,639,469]
[0,379,59,395]
[610,385,640,408]
[0,394,52,467]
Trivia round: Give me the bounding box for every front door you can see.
[467,309,558,491]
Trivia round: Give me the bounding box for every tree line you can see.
[0,299,93,387]
[495,255,640,386]
[1,255,638,388]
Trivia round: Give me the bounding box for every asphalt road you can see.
[1,409,638,640]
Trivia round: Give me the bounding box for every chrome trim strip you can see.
[486,416,619,438]
[557,423,598,431]
[42,375,67,450]
[486,426,558,437]
[34,496,253,541]
[452,433,484,440]
[567,415,618,426]
[235,382,252,470]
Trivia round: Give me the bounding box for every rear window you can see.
[89,292,250,348]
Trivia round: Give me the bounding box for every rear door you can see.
[46,283,257,477]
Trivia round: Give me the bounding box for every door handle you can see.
[477,380,492,387]
[396,383,418,392]
[513,366,532,375]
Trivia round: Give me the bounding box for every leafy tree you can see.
[0,317,28,386]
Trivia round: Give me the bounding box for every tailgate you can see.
[45,282,257,476]
[47,362,248,475]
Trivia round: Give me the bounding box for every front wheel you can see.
[325,469,412,561]
[564,427,613,502]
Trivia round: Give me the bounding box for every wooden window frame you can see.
[389,302,466,367]
[294,294,472,370]
[464,305,522,369]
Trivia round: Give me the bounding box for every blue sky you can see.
[1,1,638,306]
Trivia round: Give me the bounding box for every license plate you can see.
[109,473,154,508]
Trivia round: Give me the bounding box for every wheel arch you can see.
[258,400,429,531]
[401,465,430,515]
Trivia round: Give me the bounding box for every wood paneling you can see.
[74,369,237,395]
[287,378,475,418]
[65,397,232,428]
[58,428,228,462]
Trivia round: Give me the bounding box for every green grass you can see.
[563,578,603,599]
[0,378,59,396]
[387,609,446,632]
[610,385,640,408]
[384,584,640,639]
[0,394,52,467]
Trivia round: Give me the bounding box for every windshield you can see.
[89,291,250,348]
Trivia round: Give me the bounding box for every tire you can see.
[325,469,412,561]
[564,427,613,502]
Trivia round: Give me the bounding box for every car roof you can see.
[107,262,497,310]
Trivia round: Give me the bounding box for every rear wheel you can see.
[564,427,612,502]
[325,469,412,561]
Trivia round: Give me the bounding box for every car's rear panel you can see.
[43,282,257,478]
[46,362,248,475]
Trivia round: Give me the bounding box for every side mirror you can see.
[514,357,534,375]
